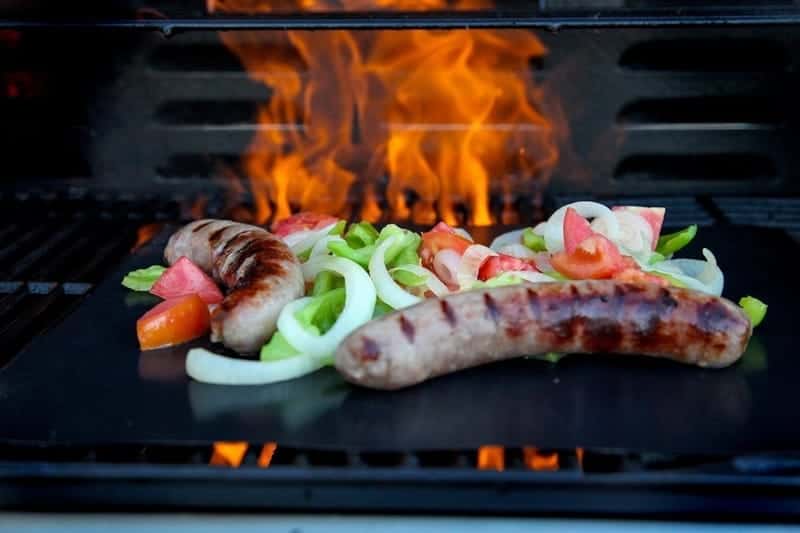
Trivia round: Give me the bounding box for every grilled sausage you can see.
[335,281,752,390]
[164,219,304,354]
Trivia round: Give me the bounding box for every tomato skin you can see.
[478,254,539,281]
[271,212,338,238]
[551,235,625,280]
[563,207,595,254]
[420,222,472,269]
[137,294,210,351]
[150,256,223,304]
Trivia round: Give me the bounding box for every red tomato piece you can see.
[563,207,595,254]
[613,206,665,250]
[271,212,338,238]
[551,234,625,280]
[150,256,223,304]
[612,268,670,287]
[137,294,210,351]
[420,223,472,269]
[478,254,539,281]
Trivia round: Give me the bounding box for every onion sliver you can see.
[490,229,525,251]
[515,271,561,284]
[186,348,328,386]
[593,210,653,261]
[369,236,422,309]
[497,243,537,259]
[280,256,376,357]
[433,249,461,288]
[544,201,620,253]
[390,264,449,297]
[453,227,474,242]
[456,244,497,289]
[309,235,344,259]
[646,248,724,296]
[283,222,339,256]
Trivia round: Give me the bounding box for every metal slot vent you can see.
[617,96,783,130]
[156,100,262,126]
[714,197,800,230]
[618,38,789,72]
[614,154,777,183]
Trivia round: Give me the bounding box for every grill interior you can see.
[1,12,800,517]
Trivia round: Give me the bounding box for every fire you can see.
[522,447,559,471]
[210,441,248,467]
[477,445,505,471]
[132,223,161,251]
[258,442,278,467]
[210,1,557,226]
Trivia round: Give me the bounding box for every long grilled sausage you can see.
[335,281,752,390]
[164,219,303,354]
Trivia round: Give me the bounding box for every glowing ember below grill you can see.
[209,1,559,227]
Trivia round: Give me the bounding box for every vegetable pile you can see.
[124,203,767,385]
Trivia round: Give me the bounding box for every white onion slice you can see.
[282,222,339,256]
[433,249,462,289]
[532,222,548,236]
[514,271,561,284]
[497,243,536,259]
[646,248,724,296]
[453,227,474,242]
[390,264,449,297]
[456,244,497,289]
[186,348,328,386]
[489,229,525,251]
[593,210,653,261]
[530,252,553,272]
[544,201,620,253]
[309,235,344,259]
[280,256,376,356]
[369,236,422,309]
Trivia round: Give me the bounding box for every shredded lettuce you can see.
[122,265,166,291]
[522,228,547,252]
[739,296,767,327]
[656,224,697,256]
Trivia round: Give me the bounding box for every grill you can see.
[2,0,800,521]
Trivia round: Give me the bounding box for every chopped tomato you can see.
[563,207,595,254]
[151,256,223,304]
[271,212,338,238]
[551,235,625,280]
[136,294,210,351]
[613,206,665,249]
[612,268,670,287]
[478,254,539,281]
[420,223,472,269]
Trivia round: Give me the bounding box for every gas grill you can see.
[2,0,800,522]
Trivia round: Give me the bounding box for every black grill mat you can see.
[0,224,796,455]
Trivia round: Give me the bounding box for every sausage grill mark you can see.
[526,288,541,321]
[484,293,501,324]
[399,315,415,343]
[440,300,457,327]
[208,226,228,247]
[361,337,381,361]
[192,220,214,233]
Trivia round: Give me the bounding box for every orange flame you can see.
[477,445,505,471]
[211,1,557,226]
[132,223,161,251]
[523,447,559,471]
[258,442,278,467]
[210,441,248,467]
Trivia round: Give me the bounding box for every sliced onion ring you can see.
[369,235,422,309]
[282,222,339,256]
[646,248,724,296]
[489,229,525,251]
[186,348,328,386]
[433,249,461,289]
[497,243,537,259]
[456,244,497,289]
[390,264,449,297]
[309,235,344,259]
[279,256,376,357]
